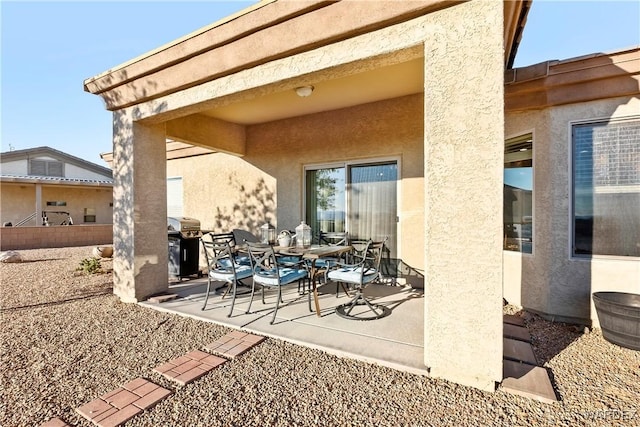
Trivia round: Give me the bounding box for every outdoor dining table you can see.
[276,245,353,317]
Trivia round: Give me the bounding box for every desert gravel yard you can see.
[1,246,639,426]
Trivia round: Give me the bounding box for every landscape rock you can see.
[0,251,22,263]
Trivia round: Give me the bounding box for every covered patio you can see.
[85,0,530,391]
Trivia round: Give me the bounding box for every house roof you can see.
[0,146,113,179]
[505,46,640,112]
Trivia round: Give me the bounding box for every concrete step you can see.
[502,360,558,404]
[503,314,525,326]
[504,323,531,342]
[503,337,537,365]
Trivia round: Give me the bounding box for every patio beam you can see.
[166,114,246,156]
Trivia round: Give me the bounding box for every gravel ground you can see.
[1,246,639,426]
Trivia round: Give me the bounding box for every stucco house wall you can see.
[504,96,640,325]
[1,184,112,226]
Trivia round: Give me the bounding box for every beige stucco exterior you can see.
[504,96,640,326]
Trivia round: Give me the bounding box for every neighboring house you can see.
[0,146,113,227]
[84,0,639,391]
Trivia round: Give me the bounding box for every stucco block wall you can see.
[0,224,112,250]
[0,183,113,226]
[168,94,425,271]
[505,96,640,325]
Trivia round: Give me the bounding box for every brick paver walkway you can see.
[204,330,266,359]
[153,350,227,385]
[76,378,171,427]
[42,330,266,426]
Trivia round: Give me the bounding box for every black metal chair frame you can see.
[327,239,391,320]
[200,236,253,317]
[245,242,311,324]
[316,231,350,296]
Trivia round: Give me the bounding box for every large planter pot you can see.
[592,292,640,351]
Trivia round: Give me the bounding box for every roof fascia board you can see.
[83,0,326,94]
[86,0,462,110]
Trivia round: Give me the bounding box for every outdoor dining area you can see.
[146,222,426,374]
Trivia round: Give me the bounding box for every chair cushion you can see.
[219,256,251,268]
[278,256,302,266]
[313,257,341,269]
[254,267,307,287]
[210,264,252,282]
[327,267,378,284]
[234,255,251,266]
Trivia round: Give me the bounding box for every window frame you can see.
[569,115,640,260]
[503,130,535,256]
[83,208,97,223]
[303,155,402,259]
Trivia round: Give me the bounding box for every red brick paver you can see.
[76,378,171,427]
[153,350,226,385]
[204,331,265,359]
[40,418,72,427]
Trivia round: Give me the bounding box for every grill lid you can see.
[167,216,201,233]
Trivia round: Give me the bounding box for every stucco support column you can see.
[423,0,504,391]
[112,109,168,303]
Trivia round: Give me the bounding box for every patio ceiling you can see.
[199,57,425,125]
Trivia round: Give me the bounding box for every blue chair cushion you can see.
[234,255,251,266]
[210,264,252,282]
[327,267,378,285]
[219,256,251,268]
[254,267,307,287]
[278,256,303,266]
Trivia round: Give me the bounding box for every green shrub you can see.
[77,257,103,275]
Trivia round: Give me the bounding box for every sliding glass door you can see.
[348,162,397,258]
[305,167,346,235]
[305,160,398,261]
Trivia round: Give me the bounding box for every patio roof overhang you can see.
[84,0,530,121]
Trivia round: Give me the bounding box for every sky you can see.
[1,1,639,167]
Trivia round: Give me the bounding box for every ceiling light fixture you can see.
[295,85,314,97]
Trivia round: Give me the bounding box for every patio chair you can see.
[327,239,391,320]
[201,234,253,317]
[233,228,260,244]
[316,231,350,296]
[245,242,310,324]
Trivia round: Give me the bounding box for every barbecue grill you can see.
[168,216,202,279]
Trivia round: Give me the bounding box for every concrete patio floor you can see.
[139,278,427,375]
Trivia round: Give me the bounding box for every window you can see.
[167,177,183,217]
[572,118,640,257]
[84,208,96,223]
[305,160,398,262]
[504,134,533,253]
[29,159,64,177]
